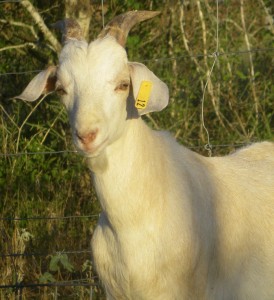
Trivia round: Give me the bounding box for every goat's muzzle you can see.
[76,129,98,146]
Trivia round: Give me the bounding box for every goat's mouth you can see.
[75,137,109,158]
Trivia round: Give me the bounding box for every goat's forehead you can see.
[87,38,129,76]
[58,38,129,85]
[58,41,89,81]
[59,40,88,65]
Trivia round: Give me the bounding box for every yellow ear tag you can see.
[135,81,153,110]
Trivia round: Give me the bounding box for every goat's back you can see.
[205,141,274,299]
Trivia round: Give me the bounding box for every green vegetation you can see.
[0,0,273,298]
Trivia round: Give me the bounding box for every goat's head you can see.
[17,11,169,157]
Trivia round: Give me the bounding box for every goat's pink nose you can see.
[76,129,98,145]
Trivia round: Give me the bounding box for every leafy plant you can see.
[0,0,273,298]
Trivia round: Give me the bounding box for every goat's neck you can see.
[87,119,165,229]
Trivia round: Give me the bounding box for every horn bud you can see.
[98,10,160,47]
[51,19,84,44]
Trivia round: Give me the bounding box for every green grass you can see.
[0,0,273,298]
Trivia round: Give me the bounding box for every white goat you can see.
[17,11,274,300]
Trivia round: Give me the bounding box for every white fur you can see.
[18,34,274,300]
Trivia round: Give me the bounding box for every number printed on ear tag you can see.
[135,81,153,110]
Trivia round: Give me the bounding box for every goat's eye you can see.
[115,82,130,92]
[56,85,67,96]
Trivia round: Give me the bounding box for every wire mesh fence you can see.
[0,214,102,298]
[1,0,273,299]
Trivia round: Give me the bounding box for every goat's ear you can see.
[128,62,169,116]
[16,66,57,102]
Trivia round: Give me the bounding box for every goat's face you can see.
[57,38,130,157]
[17,11,169,158]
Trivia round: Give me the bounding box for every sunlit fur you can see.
[19,34,274,300]
[90,118,274,299]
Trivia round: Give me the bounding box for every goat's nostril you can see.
[76,129,98,145]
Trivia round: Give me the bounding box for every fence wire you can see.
[1,47,274,77]
[0,280,98,289]
[0,150,78,157]
[1,0,273,297]
[0,142,255,157]
[0,214,99,221]
[0,249,92,258]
